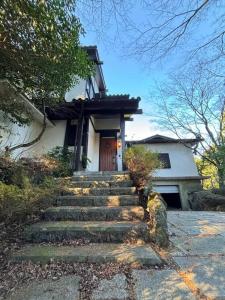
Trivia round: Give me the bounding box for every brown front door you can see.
[99,137,117,171]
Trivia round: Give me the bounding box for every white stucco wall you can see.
[0,116,67,158]
[29,120,67,156]
[87,118,100,171]
[142,143,199,177]
[94,118,120,130]
[94,117,122,171]
[0,115,43,158]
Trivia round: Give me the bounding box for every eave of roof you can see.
[46,96,142,120]
[83,46,106,93]
[126,134,202,145]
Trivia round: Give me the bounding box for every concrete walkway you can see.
[168,211,225,300]
[7,211,225,300]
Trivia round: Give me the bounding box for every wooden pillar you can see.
[64,120,70,148]
[73,101,84,171]
[120,114,125,170]
[73,115,84,171]
[82,116,89,160]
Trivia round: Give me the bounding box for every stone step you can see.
[24,221,150,243]
[12,243,162,266]
[55,195,139,207]
[44,206,144,221]
[72,174,131,182]
[70,180,133,188]
[62,187,136,196]
[73,171,129,176]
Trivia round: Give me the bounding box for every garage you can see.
[153,185,182,209]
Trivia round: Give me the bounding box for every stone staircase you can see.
[12,172,162,266]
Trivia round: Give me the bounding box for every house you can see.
[127,135,205,210]
[0,46,141,171]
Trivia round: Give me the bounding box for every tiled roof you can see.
[127,134,202,145]
[103,95,140,101]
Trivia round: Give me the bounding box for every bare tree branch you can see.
[151,64,225,186]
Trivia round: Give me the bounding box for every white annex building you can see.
[127,135,204,209]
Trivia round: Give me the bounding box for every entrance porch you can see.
[46,95,141,172]
[87,115,123,172]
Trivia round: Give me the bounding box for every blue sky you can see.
[82,34,172,140]
[79,1,222,140]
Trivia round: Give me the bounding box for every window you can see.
[158,153,171,169]
[86,78,95,99]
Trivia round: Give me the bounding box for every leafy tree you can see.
[196,156,220,190]
[0,0,93,145]
[196,144,225,190]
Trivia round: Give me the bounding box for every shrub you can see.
[81,154,91,170]
[0,156,17,185]
[124,145,160,189]
[0,181,33,223]
[47,146,73,177]
[0,147,73,187]
[0,152,73,224]
[0,180,56,223]
[0,156,58,186]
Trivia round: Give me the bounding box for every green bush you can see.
[124,145,160,189]
[0,156,58,186]
[81,154,91,170]
[47,146,73,177]
[0,180,56,223]
[0,152,72,224]
[0,147,73,188]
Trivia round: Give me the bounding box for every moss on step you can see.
[12,243,162,266]
[44,206,145,222]
[24,221,150,243]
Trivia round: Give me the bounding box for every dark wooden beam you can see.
[82,116,89,165]
[120,114,125,171]
[46,99,142,120]
[63,120,70,147]
[89,116,97,132]
[73,115,84,171]
[95,129,120,134]
[84,109,139,115]
[72,101,85,171]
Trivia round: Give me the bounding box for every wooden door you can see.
[99,137,117,171]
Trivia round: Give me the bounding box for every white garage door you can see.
[153,185,179,193]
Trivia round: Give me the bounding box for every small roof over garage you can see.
[127,134,202,146]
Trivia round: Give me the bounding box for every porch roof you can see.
[46,95,142,120]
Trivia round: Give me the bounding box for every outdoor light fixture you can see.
[117,139,122,148]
